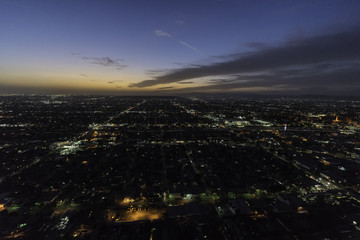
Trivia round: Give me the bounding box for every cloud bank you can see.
[133,27,360,95]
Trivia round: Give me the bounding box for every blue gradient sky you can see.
[1,0,360,95]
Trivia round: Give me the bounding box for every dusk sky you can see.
[1,0,360,95]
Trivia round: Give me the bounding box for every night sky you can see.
[1,0,360,95]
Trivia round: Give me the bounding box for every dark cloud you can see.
[131,27,360,95]
[177,81,194,84]
[208,79,235,84]
[79,74,88,77]
[161,68,360,95]
[108,80,123,84]
[157,86,174,90]
[129,80,156,88]
[145,70,167,76]
[82,57,127,70]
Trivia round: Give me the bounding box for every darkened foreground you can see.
[1,95,360,239]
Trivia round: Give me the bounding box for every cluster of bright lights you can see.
[54,141,83,155]
[56,216,69,230]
